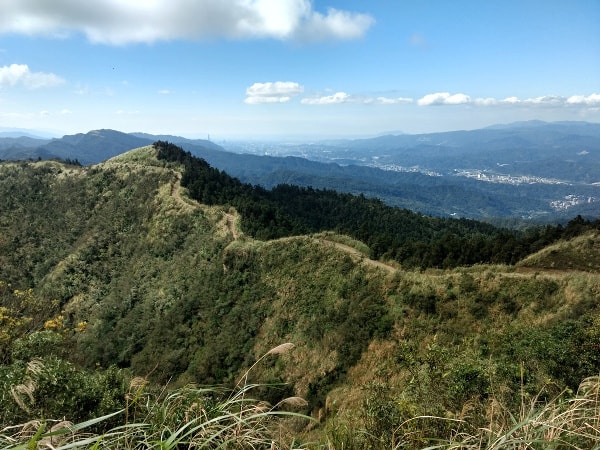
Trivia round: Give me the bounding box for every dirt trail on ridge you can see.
[171,175,393,271]
[316,238,397,273]
[171,173,239,240]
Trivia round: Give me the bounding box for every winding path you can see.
[316,238,397,273]
[171,172,240,240]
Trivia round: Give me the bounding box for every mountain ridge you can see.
[1,121,599,220]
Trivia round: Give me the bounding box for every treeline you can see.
[154,141,599,268]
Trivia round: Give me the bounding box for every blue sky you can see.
[0,0,598,139]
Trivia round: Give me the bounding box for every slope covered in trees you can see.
[154,140,598,268]
[0,144,599,448]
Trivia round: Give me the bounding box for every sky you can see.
[0,0,599,139]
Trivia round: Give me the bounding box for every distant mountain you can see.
[0,127,58,139]
[239,123,597,218]
[322,121,600,160]
[129,132,224,152]
[35,129,153,164]
[484,120,599,130]
[0,135,51,161]
[179,122,600,220]
[0,121,598,220]
[0,135,51,150]
[0,132,47,139]
[0,129,227,165]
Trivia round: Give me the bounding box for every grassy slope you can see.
[0,148,599,445]
[517,230,600,272]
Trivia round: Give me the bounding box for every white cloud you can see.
[158,89,174,95]
[0,0,374,45]
[473,97,497,106]
[502,96,521,104]
[417,92,470,106]
[416,93,600,108]
[73,84,89,95]
[301,92,350,105]
[566,93,600,106]
[295,8,375,42]
[526,95,566,105]
[60,109,72,115]
[0,64,64,89]
[374,96,413,105]
[500,95,569,106]
[299,93,413,105]
[245,81,303,104]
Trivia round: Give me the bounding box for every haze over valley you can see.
[2,120,598,220]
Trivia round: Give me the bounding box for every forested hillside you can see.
[154,141,598,267]
[3,122,599,220]
[0,144,599,448]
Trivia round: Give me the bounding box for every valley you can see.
[2,121,599,220]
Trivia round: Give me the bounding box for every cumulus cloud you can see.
[374,96,413,105]
[525,95,565,105]
[0,64,64,89]
[295,8,375,42]
[473,97,497,106]
[301,92,350,105]
[502,96,521,104]
[500,95,569,106]
[566,93,600,106]
[0,0,374,44]
[249,86,600,109]
[299,93,413,105]
[417,92,471,106]
[245,81,304,104]
[300,92,600,108]
[416,93,600,108]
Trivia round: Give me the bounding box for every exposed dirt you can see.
[171,173,196,211]
[171,173,241,240]
[224,212,240,240]
[316,238,397,273]
[169,180,598,279]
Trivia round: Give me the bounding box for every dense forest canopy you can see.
[154,140,599,268]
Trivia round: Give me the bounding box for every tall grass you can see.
[323,375,600,449]
[421,375,600,449]
[0,344,310,449]
[2,355,599,449]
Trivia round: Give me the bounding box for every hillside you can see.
[0,145,599,448]
[517,227,600,272]
[1,121,599,220]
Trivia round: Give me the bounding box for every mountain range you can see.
[1,121,599,221]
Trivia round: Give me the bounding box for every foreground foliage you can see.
[324,375,600,449]
[1,375,598,449]
[0,346,310,449]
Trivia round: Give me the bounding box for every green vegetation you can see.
[154,141,599,269]
[0,143,599,448]
[1,345,309,449]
